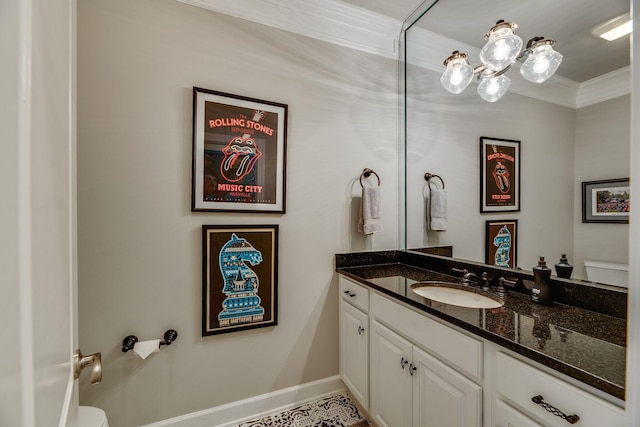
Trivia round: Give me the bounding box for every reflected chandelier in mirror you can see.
[441,20,562,102]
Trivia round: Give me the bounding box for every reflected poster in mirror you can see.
[582,178,630,224]
[480,137,520,213]
[485,220,517,269]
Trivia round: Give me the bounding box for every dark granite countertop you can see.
[336,252,627,401]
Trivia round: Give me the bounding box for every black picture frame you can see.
[480,136,520,213]
[582,178,630,224]
[192,87,288,213]
[485,220,518,269]
[202,225,278,336]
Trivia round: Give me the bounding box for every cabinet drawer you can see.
[370,292,482,381]
[339,276,369,312]
[496,352,625,426]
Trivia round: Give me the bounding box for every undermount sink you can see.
[410,282,504,309]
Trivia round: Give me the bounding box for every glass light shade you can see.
[480,27,523,72]
[440,57,474,94]
[520,44,563,83]
[477,74,510,102]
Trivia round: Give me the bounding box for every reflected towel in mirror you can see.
[428,188,447,231]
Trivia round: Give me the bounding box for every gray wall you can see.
[573,95,630,278]
[77,1,399,426]
[405,65,576,270]
[406,65,630,278]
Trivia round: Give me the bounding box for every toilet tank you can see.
[584,260,629,287]
[78,406,109,427]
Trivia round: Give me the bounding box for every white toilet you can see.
[78,406,109,427]
[584,260,629,287]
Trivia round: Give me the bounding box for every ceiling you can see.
[341,0,630,82]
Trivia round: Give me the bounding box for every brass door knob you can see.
[73,349,102,384]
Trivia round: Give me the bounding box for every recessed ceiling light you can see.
[593,13,632,41]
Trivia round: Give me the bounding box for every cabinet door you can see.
[495,399,543,427]
[370,320,413,427]
[339,300,369,408]
[412,346,482,427]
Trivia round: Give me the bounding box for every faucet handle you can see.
[501,277,524,289]
[451,268,468,276]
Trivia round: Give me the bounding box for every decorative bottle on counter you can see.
[554,253,573,279]
[531,256,553,305]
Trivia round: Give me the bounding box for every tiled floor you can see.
[237,393,369,427]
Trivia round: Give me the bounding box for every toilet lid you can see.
[78,406,108,427]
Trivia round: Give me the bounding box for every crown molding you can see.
[177,0,630,108]
[576,66,631,109]
[176,0,402,58]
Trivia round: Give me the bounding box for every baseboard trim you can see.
[141,375,345,427]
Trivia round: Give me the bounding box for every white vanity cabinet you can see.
[370,319,413,426]
[494,399,543,427]
[369,293,482,427]
[337,274,626,427]
[339,277,370,409]
[494,352,626,427]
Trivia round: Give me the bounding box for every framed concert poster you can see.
[202,225,278,336]
[480,136,520,213]
[485,220,518,269]
[582,178,630,224]
[192,87,288,213]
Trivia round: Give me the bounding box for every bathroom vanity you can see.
[336,250,626,427]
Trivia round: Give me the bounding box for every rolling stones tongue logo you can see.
[220,111,264,182]
[491,145,510,193]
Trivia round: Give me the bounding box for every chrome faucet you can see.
[452,268,490,289]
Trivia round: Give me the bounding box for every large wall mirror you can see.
[403,0,630,287]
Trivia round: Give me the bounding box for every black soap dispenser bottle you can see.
[554,253,573,279]
[531,256,553,305]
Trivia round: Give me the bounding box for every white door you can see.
[412,347,482,427]
[370,320,413,427]
[1,0,80,425]
[339,300,369,408]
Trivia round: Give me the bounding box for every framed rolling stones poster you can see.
[202,225,278,336]
[192,87,287,213]
[480,136,520,213]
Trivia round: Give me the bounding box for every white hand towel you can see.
[358,186,382,235]
[429,188,447,231]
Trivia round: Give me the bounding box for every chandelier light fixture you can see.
[440,20,563,102]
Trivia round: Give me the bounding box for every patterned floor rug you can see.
[237,393,368,427]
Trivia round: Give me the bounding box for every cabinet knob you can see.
[400,357,408,369]
[357,326,365,335]
[531,395,580,424]
[409,363,417,376]
[344,290,356,297]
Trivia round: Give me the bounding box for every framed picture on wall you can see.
[202,225,278,336]
[582,178,630,224]
[485,220,517,269]
[480,137,520,213]
[192,87,288,213]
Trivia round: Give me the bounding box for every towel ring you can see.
[424,173,445,189]
[360,168,381,187]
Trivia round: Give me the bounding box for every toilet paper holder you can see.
[121,329,178,352]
